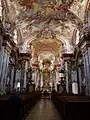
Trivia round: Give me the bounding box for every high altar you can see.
[41,59,51,91]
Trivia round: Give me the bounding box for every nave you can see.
[1,0,90,119]
[1,0,90,96]
[25,99,62,120]
[0,92,89,120]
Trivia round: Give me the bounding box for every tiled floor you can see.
[26,99,62,120]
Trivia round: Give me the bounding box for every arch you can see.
[84,0,90,25]
[72,28,80,46]
[56,34,74,53]
[21,34,74,54]
[20,35,36,53]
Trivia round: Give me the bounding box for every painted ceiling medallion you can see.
[16,0,74,16]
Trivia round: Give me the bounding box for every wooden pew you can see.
[0,92,41,120]
[52,94,90,120]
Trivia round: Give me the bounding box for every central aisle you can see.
[26,99,62,120]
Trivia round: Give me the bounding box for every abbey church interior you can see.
[0,0,90,120]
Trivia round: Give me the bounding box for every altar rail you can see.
[52,93,90,120]
[0,92,41,120]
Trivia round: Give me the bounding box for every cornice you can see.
[2,34,16,47]
[19,53,31,61]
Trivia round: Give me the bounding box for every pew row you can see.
[52,94,90,120]
[0,92,41,120]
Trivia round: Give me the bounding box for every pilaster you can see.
[0,33,18,94]
[19,53,31,91]
[0,38,12,94]
[80,40,90,95]
[62,53,73,93]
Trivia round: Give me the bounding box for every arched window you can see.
[0,0,2,19]
[75,29,80,45]
[13,29,17,44]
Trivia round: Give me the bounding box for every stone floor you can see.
[25,99,62,120]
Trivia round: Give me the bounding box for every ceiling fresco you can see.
[31,37,62,57]
[1,0,89,55]
[70,0,88,21]
[38,52,55,61]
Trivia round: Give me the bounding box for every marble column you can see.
[51,70,55,91]
[38,71,41,91]
[55,70,58,91]
[81,48,90,95]
[15,70,21,90]
[31,68,39,90]
[36,70,39,89]
[20,60,25,90]
[79,39,90,95]
[20,60,30,90]
[24,61,28,89]
[65,61,69,93]
[87,47,90,94]
[71,70,78,94]
[40,72,43,90]
[0,35,3,50]
[0,49,10,94]
[0,47,4,79]
[83,55,89,94]
[10,66,15,92]
[34,69,37,84]
[78,67,82,93]
[4,53,9,93]
[19,53,31,91]
[63,54,73,93]
[32,69,35,82]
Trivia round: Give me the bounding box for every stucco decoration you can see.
[2,0,88,53]
[38,52,55,62]
[70,0,88,21]
[31,37,62,57]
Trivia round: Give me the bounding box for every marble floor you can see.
[25,99,62,120]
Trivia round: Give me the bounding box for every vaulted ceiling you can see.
[1,0,89,55]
